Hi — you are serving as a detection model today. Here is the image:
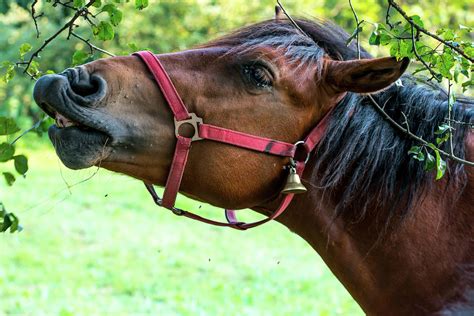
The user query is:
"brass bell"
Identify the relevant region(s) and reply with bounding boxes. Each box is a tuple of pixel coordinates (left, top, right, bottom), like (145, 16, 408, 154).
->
(281, 165, 307, 195)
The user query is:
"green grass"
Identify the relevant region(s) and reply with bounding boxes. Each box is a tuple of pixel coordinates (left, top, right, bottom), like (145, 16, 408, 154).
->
(0, 145, 363, 316)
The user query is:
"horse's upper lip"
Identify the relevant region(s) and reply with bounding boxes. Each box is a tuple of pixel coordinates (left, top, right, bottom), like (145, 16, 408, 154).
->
(33, 73, 116, 139)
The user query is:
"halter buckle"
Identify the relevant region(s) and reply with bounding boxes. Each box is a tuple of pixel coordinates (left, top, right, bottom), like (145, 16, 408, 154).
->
(293, 141, 311, 164)
(174, 113, 203, 142)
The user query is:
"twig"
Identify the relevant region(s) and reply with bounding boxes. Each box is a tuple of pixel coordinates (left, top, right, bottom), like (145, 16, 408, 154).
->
(31, 0, 43, 38)
(9, 116, 48, 146)
(276, 0, 311, 39)
(444, 118, 474, 128)
(410, 25, 438, 80)
(385, 2, 393, 28)
(349, 0, 361, 59)
(71, 32, 116, 57)
(53, 0, 76, 10)
(447, 81, 454, 156)
(367, 94, 474, 166)
(387, 0, 473, 63)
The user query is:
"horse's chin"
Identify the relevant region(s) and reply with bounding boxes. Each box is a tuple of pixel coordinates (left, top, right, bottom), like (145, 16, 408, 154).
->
(48, 124, 111, 169)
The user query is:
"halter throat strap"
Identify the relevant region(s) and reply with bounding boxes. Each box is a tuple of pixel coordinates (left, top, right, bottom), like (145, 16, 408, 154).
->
(134, 50, 334, 230)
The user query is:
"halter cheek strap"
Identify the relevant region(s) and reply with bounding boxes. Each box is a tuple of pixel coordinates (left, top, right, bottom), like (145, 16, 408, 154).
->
(134, 50, 333, 230)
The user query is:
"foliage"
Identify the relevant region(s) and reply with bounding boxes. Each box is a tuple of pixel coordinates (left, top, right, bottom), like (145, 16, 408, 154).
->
(0, 0, 472, 232)
(348, 0, 472, 179)
(0, 202, 20, 232)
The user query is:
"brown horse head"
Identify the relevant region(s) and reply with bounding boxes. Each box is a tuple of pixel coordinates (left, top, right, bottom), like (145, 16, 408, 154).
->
(33, 19, 408, 209)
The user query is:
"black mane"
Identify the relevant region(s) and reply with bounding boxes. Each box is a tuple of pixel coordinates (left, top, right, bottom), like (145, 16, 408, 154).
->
(314, 78, 473, 221)
(208, 19, 474, 220)
(296, 19, 473, 220)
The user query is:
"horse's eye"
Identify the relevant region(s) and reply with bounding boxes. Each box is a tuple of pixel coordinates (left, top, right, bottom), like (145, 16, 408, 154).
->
(243, 64, 273, 88)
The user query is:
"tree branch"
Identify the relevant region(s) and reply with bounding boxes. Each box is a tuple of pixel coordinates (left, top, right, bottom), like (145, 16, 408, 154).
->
(276, 0, 311, 39)
(71, 32, 116, 57)
(410, 25, 438, 80)
(349, 0, 361, 59)
(31, 0, 43, 38)
(21, 0, 96, 76)
(387, 0, 473, 63)
(367, 94, 474, 166)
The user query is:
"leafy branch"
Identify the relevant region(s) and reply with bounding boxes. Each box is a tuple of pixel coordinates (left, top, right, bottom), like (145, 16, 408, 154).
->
(387, 0, 473, 63)
(367, 95, 474, 168)
(347, 0, 473, 179)
(17, 0, 101, 78)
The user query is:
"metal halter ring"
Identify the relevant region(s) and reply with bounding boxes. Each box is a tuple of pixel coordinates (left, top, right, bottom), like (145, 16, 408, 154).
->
(293, 141, 311, 164)
(174, 113, 203, 141)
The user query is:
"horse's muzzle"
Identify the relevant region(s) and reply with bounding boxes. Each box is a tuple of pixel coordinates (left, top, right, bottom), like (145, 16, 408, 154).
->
(33, 66, 107, 115)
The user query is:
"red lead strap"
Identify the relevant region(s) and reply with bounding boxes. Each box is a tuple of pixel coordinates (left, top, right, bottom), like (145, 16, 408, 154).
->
(134, 51, 333, 230)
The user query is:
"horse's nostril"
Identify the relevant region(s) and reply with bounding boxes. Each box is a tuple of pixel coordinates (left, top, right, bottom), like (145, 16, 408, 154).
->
(63, 66, 107, 102)
(70, 78, 100, 97)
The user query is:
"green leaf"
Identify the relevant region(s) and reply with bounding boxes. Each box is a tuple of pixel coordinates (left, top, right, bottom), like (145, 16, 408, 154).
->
(3, 172, 15, 186)
(109, 8, 122, 26)
(19, 43, 32, 58)
(93, 21, 114, 41)
(0, 117, 20, 135)
(398, 40, 412, 58)
(1, 62, 15, 83)
(410, 15, 424, 28)
(1, 213, 12, 232)
(72, 50, 89, 66)
(434, 149, 447, 180)
(9, 213, 19, 233)
(102, 4, 123, 26)
(408, 146, 422, 155)
(369, 31, 380, 46)
(436, 133, 450, 145)
(135, 0, 149, 10)
(13, 155, 28, 175)
(437, 52, 455, 80)
(73, 0, 85, 8)
(434, 124, 451, 135)
(1, 212, 19, 233)
(0, 142, 15, 162)
(128, 42, 140, 51)
(389, 39, 399, 57)
(92, 0, 102, 8)
(425, 143, 447, 180)
(442, 29, 456, 41)
(424, 152, 435, 171)
(28, 60, 40, 78)
(408, 146, 425, 161)
(379, 34, 392, 45)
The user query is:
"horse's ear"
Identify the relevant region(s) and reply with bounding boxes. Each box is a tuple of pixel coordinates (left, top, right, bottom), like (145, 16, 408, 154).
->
(274, 5, 285, 20)
(324, 57, 409, 94)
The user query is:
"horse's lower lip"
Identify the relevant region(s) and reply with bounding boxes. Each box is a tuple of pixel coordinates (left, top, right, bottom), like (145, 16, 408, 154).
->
(48, 124, 111, 169)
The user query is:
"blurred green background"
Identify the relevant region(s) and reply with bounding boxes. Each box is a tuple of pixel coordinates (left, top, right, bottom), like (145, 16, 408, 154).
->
(0, 0, 472, 315)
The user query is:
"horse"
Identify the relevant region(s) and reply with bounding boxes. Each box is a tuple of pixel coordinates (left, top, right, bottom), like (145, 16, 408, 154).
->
(32, 9, 474, 315)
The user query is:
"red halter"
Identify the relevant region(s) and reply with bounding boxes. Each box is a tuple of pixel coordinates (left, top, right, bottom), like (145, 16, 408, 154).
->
(134, 51, 333, 230)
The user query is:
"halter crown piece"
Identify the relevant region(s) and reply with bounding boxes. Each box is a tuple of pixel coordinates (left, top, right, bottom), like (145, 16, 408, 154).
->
(134, 51, 333, 230)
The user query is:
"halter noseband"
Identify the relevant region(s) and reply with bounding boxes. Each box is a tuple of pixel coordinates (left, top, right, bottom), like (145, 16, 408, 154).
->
(134, 51, 332, 230)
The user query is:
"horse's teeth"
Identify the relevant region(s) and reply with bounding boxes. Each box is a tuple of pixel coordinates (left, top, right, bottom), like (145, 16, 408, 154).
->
(55, 112, 78, 128)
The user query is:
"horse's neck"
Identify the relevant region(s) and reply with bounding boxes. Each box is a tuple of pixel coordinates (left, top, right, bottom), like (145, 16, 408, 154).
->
(265, 141, 474, 314)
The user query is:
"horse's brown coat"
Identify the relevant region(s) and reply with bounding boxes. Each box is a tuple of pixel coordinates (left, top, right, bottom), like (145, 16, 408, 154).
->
(34, 17, 473, 315)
